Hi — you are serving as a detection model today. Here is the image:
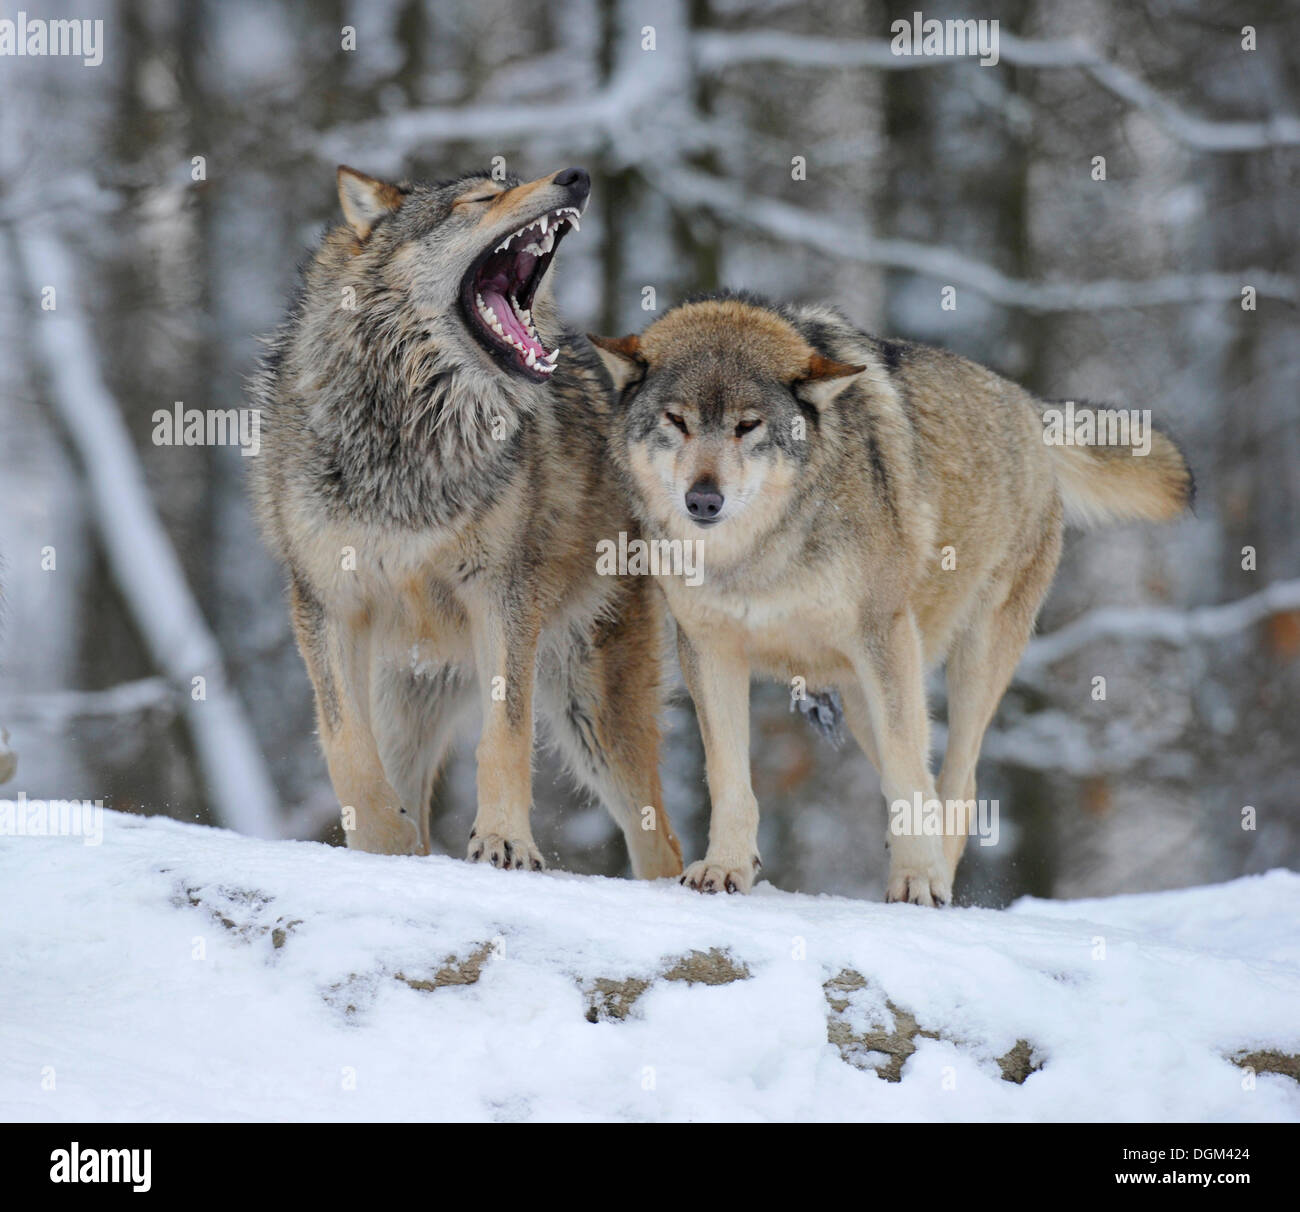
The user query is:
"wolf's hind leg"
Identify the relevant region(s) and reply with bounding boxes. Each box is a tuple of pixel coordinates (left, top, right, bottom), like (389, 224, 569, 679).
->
(838, 685, 880, 773)
(371, 662, 475, 853)
(936, 525, 1061, 882)
(538, 605, 682, 880)
(291, 583, 425, 854)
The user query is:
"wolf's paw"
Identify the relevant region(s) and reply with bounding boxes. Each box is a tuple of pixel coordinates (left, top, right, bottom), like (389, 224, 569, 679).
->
(681, 855, 760, 895)
(885, 862, 951, 908)
(467, 832, 545, 872)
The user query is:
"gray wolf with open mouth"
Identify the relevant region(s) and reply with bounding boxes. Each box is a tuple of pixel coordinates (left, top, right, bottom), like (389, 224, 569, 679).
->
(593, 293, 1191, 904)
(249, 164, 682, 878)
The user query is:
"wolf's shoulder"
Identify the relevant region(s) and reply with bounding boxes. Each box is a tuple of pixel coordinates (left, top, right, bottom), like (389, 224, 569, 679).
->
(777, 301, 924, 378)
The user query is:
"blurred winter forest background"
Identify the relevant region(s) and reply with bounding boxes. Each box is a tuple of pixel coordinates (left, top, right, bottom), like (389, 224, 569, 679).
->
(1, 0, 1297, 905)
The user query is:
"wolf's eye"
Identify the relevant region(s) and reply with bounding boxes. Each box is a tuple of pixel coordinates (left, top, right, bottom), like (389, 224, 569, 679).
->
(457, 193, 497, 206)
(665, 411, 689, 435)
(736, 417, 762, 436)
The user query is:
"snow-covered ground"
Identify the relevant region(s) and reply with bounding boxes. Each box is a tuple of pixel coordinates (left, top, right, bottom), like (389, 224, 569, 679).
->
(1, 809, 1297, 1122)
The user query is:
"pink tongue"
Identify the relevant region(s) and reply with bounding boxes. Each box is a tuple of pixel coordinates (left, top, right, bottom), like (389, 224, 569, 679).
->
(482, 288, 546, 358)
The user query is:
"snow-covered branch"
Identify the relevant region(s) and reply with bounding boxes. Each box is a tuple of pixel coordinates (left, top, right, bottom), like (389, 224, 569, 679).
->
(0, 677, 177, 724)
(932, 711, 1175, 777)
(323, 23, 1300, 162)
(306, 0, 1295, 314)
(695, 31, 1300, 151)
(10, 229, 282, 839)
(644, 164, 1297, 310)
(1018, 576, 1300, 679)
(314, 0, 688, 170)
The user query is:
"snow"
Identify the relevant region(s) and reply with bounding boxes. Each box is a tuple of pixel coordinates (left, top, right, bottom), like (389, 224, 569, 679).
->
(1, 809, 1297, 1122)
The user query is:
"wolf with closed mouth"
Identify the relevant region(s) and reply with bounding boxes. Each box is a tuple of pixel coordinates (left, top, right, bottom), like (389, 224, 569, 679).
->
(593, 294, 1191, 905)
(249, 164, 682, 878)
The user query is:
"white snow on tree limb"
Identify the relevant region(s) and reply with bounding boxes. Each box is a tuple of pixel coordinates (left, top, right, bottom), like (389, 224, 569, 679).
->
(695, 30, 1300, 151)
(310, 2, 1292, 312)
(1020, 577, 1300, 676)
(651, 165, 1298, 310)
(0, 677, 176, 724)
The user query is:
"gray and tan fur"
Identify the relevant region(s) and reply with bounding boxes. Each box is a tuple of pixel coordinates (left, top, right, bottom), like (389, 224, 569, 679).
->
(249, 165, 681, 878)
(593, 294, 1191, 905)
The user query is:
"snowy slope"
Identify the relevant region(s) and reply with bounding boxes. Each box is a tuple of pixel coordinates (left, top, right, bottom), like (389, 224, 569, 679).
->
(1, 810, 1297, 1123)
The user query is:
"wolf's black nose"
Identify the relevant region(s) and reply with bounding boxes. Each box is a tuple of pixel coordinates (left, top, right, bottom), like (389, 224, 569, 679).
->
(555, 167, 590, 200)
(686, 479, 724, 521)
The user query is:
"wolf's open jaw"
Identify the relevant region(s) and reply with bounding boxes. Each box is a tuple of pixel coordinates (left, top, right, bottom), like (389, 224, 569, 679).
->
(461, 205, 581, 381)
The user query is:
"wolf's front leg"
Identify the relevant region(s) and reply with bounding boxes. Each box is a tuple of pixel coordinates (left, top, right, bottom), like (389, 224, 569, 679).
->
(853, 611, 950, 907)
(677, 626, 761, 893)
(466, 601, 544, 871)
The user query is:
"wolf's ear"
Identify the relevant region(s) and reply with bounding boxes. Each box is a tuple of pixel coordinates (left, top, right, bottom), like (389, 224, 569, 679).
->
(587, 334, 647, 393)
(794, 353, 867, 410)
(337, 166, 405, 240)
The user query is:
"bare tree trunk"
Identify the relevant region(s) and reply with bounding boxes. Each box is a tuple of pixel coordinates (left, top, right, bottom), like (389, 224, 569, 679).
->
(12, 228, 281, 838)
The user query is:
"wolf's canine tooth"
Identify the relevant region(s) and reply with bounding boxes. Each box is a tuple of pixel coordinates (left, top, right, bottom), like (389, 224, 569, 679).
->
(469, 194, 584, 378)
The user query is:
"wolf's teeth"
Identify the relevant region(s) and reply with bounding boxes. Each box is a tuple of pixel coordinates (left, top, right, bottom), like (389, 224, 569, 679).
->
(526, 349, 537, 367)
(540, 231, 555, 253)
(538, 214, 549, 235)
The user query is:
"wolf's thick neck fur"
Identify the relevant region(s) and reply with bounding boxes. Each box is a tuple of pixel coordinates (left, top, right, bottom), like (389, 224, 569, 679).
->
(258, 228, 565, 532)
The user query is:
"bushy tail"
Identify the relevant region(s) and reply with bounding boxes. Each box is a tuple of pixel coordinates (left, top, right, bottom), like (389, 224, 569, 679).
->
(1039, 402, 1193, 527)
